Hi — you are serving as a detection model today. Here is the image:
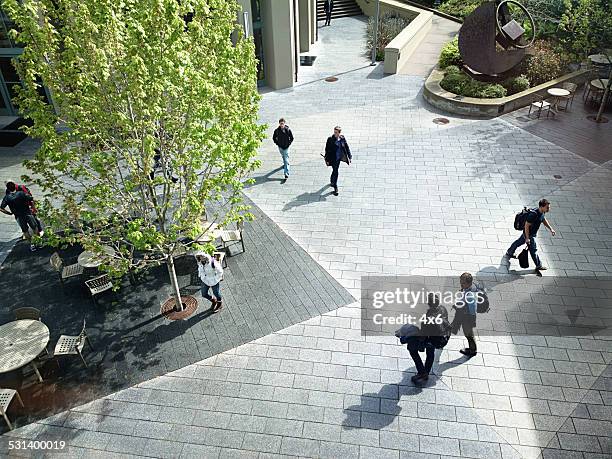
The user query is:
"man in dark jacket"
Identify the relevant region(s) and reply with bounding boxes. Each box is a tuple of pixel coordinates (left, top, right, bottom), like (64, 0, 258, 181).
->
(272, 118, 294, 180)
(324, 125, 351, 196)
(409, 294, 450, 384)
(1, 182, 41, 251)
(324, 0, 334, 26)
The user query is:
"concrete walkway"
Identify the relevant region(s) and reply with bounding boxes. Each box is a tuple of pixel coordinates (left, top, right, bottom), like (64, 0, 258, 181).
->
(1, 16, 611, 459)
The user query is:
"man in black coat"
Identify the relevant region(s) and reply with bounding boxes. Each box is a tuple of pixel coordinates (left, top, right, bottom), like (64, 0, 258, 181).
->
(324, 0, 334, 26)
(324, 125, 351, 196)
(272, 118, 294, 180)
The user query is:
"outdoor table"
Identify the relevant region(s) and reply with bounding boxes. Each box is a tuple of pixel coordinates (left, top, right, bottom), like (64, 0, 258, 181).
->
(588, 54, 611, 65)
(547, 87, 570, 113)
(78, 245, 115, 268)
(0, 319, 50, 382)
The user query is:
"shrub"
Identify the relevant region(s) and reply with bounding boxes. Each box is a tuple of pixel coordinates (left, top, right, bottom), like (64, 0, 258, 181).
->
(522, 40, 565, 86)
(438, 0, 485, 20)
(444, 65, 461, 75)
(438, 37, 461, 69)
(366, 13, 411, 61)
(502, 75, 531, 95)
(440, 70, 507, 98)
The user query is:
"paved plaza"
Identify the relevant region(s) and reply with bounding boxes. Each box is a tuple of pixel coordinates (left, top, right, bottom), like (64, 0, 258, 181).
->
(1, 16, 611, 459)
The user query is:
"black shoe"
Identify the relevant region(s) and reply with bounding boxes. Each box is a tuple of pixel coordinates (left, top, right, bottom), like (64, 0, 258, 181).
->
(333, 190, 339, 196)
(459, 348, 477, 357)
(285, 175, 289, 179)
(411, 373, 429, 384)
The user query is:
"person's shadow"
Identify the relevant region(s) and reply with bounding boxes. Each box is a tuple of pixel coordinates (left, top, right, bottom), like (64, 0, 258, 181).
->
(242, 166, 285, 189)
(282, 185, 334, 212)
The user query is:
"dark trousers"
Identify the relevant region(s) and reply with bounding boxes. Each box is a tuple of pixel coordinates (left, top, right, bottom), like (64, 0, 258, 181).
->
(508, 234, 542, 268)
(462, 320, 477, 353)
(330, 161, 340, 189)
(409, 346, 435, 374)
(325, 11, 332, 25)
(452, 310, 477, 353)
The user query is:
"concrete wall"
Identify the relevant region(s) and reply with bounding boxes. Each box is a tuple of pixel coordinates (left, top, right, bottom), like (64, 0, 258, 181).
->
(261, 0, 295, 89)
(298, 0, 312, 52)
(384, 9, 432, 74)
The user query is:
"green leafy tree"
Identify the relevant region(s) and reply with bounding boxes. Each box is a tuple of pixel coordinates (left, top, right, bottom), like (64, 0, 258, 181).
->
(559, 0, 612, 60)
(2, 0, 265, 310)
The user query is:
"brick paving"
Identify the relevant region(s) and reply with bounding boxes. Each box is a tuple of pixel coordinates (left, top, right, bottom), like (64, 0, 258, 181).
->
(1, 16, 612, 459)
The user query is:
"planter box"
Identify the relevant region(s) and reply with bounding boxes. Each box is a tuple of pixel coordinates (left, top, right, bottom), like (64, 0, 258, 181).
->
(423, 68, 591, 117)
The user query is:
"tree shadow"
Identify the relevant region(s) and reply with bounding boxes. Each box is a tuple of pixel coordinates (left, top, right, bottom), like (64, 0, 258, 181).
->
(282, 185, 334, 212)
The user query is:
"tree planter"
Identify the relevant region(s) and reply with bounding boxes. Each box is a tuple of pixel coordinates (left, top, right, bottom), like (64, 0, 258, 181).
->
(161, 295, 198, 320)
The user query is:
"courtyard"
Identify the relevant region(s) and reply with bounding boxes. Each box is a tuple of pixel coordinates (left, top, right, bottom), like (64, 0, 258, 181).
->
(0, 14, 611, 459)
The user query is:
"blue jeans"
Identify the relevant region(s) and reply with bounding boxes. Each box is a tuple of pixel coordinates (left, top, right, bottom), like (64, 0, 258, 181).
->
(330, 161, 340, 188)
(278, 147, 290, 177)
(201, 283, 222, 302)
(508, 234, 542, 268)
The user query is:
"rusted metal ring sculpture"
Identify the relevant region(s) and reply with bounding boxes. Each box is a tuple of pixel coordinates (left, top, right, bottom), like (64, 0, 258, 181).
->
(496, 0, 536, 49)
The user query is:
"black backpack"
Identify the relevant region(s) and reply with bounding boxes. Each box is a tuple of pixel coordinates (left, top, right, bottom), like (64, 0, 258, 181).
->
(473, 282, 490, 313)
(514, 207, 536, 231)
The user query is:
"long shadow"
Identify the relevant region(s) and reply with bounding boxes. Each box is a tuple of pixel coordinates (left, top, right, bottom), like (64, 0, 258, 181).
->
(243, 166, 284, 189)
(282, 185, 334, 212)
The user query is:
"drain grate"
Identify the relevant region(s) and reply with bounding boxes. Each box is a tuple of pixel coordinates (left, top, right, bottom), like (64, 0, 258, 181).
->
(433, 117, 450, 125)
(325, 76, 338, 82)
(554, 175, 562, 179)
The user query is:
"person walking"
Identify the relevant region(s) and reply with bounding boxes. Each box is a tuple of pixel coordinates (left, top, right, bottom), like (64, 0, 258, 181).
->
(324, 0, 334, 26)
(4, 181, 43, 235)
(506, 198, 555, 273)
(451, 272, 478, 357)
(0, 182, 41, 251)
(408, 294, 450, 384)
(324, 125, 351, 196)
(272, 118, 294, 180)
(196, 253, 224, 312)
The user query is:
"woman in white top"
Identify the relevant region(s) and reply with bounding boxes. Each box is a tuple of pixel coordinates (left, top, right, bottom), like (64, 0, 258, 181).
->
(196, 253, 224, 312)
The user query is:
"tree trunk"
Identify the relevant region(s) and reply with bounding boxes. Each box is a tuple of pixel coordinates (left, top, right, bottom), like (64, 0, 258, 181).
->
(595, 69, 612, 122)
(166, 256, 184, 312)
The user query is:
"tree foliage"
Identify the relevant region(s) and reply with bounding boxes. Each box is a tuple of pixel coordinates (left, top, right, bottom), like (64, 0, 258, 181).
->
(559, 0, 612, 60)
(2, 0, 265, 306)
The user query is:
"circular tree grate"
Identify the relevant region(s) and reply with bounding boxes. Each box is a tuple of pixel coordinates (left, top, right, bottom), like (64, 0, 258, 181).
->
(161, 295, 198, 320)
(433, 117, 450, 125)
(325, 76, 338, 82)
(586, 115, 609, 124)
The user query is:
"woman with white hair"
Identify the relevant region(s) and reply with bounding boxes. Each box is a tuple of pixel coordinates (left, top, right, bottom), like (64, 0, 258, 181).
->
(196, 253, 224, 312)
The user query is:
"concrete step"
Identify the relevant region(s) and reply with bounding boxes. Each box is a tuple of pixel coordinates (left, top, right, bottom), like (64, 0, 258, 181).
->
(317, 0, 363, 20)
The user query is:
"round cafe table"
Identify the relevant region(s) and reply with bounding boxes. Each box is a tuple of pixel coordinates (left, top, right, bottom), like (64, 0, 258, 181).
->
(0, 319, 50, 382)
(547, 87, 570, 112)
(588, 54, 611, 65)
(78, 245, 115, 269)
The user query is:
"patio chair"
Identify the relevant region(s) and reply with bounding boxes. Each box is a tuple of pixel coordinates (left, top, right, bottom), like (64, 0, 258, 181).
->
(84, 274, 113, 306)
(13, 307, 42, 321)
(54, 319, 93, 367)
(560, 82, 577, 109)
(0, 389, 24, 430)
(50, 252, 84, 286)
(528, 100, 552, 118)
(218, 221, 245, 256)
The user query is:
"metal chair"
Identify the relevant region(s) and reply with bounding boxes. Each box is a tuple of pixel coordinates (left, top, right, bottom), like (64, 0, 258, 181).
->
(528, 100, 552, 118)
(50, 252, 84, 286)
(560, 82, 577, 109)
(54, 319, 93, 367)
(13, 307, 42, 321)
(0, 389, 24, 430)
(218, 221, 245, 256)
(84, 274, 113, 306)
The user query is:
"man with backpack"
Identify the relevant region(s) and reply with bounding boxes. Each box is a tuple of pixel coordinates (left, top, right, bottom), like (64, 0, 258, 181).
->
(507, 199, 556, 273)
(4, 182, 43, 235)
(1, 181, 41, 251)
(408, 293, 450, 384)
(451, 272, 482, 357)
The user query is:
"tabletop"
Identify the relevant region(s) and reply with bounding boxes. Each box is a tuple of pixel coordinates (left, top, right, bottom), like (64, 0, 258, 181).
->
(588, 54, 611, 65)
(547, 88, 570, 97)
(590, 79, 610, 90)
(78, 245, 115, 268)
(0, 319, 50, 373)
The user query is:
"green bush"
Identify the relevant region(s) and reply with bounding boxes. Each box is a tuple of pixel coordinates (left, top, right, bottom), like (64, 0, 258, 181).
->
(502, 75, 531, 95)
(444, 65, 461, 75)
(438, 0, 485, 20)
(440, 70, 507, 99)
(522, 40, 565, 86)
(366, 13, 411, 61)
(438, 37, 461, 69)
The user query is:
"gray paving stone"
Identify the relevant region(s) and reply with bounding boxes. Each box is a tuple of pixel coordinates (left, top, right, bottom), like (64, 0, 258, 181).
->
(180, 444, 221, 459)
(279, 437, 320, 457)
(340, 428, 380, 447)
(241, 433, 282, 454)
(302, 422, 342, 442)
(143, 438, 184, 458)
(318, 441, 360, 458)
(557, 433, 602, 453)
(360, 445, 401, 459)
(419, 435, 460, 456)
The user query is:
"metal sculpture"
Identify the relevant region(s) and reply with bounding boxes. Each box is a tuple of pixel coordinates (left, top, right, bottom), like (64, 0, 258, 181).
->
(458, 0, 535, 80)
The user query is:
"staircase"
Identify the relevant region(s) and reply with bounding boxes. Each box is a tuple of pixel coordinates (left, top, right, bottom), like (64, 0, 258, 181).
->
(317, 0, 363, 21)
